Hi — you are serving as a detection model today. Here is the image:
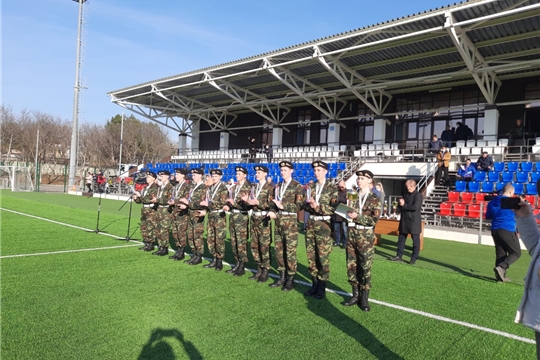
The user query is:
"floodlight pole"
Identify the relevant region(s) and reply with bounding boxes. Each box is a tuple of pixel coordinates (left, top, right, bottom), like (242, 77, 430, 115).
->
(118, 112, 124, 177)
(68, 0, 87, 191)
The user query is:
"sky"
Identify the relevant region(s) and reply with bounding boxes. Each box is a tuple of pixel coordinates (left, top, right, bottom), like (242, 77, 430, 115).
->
(3, 0, 456, 139)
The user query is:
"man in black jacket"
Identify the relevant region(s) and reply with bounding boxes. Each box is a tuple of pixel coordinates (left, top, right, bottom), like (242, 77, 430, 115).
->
(476, 151, 494, 172)
(390, 179, 423, 265)
(332, 180, 348, 248)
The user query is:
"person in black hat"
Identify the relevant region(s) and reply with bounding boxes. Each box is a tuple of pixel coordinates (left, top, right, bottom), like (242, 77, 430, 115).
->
(303, 160, 338, 299)
(168, 168, 190, 261)
(132, 171, 159, 252)
(179, 168, 207, 265)
(151, 170, 174, 256)
(200, 169, 229, 271)
(223, 166, 252, 276)
(268, 160, 304, 291)
(342, 169, 381, 311)
(242, 164, 274, 282)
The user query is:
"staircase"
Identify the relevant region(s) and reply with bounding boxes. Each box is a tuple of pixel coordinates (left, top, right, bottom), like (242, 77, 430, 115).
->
(336, 157, 362, 182)
(421, 171, 457, 225)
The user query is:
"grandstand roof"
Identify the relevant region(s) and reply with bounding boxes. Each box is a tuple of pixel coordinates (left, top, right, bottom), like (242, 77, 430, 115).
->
(108, 0, 540, 135)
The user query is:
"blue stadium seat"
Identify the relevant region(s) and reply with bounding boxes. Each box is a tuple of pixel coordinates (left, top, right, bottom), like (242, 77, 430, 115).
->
(487, 171, 500, 182)
(521, 162, 533, 172)
(527, 183, 538, 195)
(481, 181, 494, 192)
(474, 171, 486, 182)
(339, 163, 346, 170)
(495, 182, 505, 192)
(513, 182, 524, 194)
(531, 172, 540, 183)
(501, 171, 514, 183)
(468, 181, 480, 192)
(516, 171, 530, 183)
(535, 162, 540, 172)
(507, 161, 519, 172)
(455, 181, 467, 192)
(493, 162, 505, 172)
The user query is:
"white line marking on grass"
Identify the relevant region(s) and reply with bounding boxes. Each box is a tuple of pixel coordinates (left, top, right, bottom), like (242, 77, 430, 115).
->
(2, 208, 534, 345)
(0, 244, 141, 258)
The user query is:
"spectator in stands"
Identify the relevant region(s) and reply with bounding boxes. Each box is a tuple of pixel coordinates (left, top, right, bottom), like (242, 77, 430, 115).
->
(390, 179, 423, 265)
(455, 122, 474, 141)
(508, 118, 527, 153)
(249, 137, 258, 162)
(263, 142, 273, 163)
(86, 172, 93, 192)
(485, 183, 521, 282)
(332, 180, 348, 248)
(456, 159, 476, 181)
(476, 151, 494, 172)
(440, 125, 454, 149)
(427, 135, 443, 155)
(436, 146, 451, 186)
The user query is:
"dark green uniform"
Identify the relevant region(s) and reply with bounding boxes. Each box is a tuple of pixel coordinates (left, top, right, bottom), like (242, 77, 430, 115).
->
(134, 183, 158, 245)
(155, 182, 174, 248)
(228, 180, 252, 264)
(171, 180, 190, 249)
(207, 182, 229, 259)
(249, 182, 274, 270)
(187, 181, 207, 257)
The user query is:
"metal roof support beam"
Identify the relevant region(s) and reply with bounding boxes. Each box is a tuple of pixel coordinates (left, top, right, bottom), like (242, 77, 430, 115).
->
(115, 101, 191, 135)
(445, 11, 501, 104)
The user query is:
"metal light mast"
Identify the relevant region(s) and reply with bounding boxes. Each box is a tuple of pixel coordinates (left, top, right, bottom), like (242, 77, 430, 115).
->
(68, 0, 87, 190)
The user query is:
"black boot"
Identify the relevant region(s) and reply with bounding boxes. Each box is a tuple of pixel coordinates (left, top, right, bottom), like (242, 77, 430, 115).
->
(359, 290, 370, 311)
(156, 246, 168, 256)
(204, 257, 217, 268)
(257, 268, 269, 283)
(189, 253, 202, 265)
(174, 247, 185, 261)
(282, 274, 295, 292)
(169, 247, 182, 259)
(342, 285, 359, 306)
(152, 246, 162, 255)
(269, 271, 286, 288)
(184, 254, 196, 264)
(314, 280, 327, 300)
(233, 262, 245, 276)
(215, 258, 223, 271)
(248, 265, 262, 280)
(226, 261, 239, 274)
(144, 243, 155, 252)
(303, 277, 319, 296)
(139, 243, 148, 250)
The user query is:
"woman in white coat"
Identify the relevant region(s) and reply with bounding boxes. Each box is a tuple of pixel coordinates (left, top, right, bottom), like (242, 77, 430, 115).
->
(514, 201, 540, 359)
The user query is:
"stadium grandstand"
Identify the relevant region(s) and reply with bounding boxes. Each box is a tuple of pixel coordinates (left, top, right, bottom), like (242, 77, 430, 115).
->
(108, 0, 540, 231)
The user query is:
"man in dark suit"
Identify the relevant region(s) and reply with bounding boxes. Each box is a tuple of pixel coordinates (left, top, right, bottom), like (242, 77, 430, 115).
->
(390, 179, 423, 265)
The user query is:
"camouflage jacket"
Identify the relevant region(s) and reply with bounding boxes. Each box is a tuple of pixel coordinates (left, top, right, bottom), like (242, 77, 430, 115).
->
(349, 191, 381, 227)
(303, 180, 338, 216)
(270, 178, 304, 213)
(207, 182, 229, 212)
(229, 180, 252, 211)
(248, 181, 274, 212)
(134, 183, 158, 205)
(156, 182, 174, 207)
(187, 181, 208, 211)
(172, 180, 190, 213)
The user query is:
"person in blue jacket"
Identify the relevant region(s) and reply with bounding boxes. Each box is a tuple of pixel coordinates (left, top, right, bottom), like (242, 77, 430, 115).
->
(456, 159, 476, 181)
(485, 183, 522, 282)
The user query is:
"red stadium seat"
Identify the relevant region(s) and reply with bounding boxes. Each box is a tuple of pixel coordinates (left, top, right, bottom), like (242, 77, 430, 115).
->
(467, 204, 481, 218)
(438, 202, 452, 216)
(447, 191, 459, 203)
(461, 192, 474, 204)
(525, 195, 537, 208)
(453, 203, 466, 217)
(533, 209, 540, 225)
(475, 193, 485, 203)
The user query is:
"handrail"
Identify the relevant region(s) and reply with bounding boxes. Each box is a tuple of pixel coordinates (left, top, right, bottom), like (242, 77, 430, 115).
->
(416, 162, 438, 191)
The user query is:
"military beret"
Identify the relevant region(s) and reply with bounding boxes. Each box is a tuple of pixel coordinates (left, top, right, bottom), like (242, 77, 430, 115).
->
(254, 165, 269, 173)
(279, 161, 294, 169)
(356, 169, 374, 179)
(311, 160, 328, 170)
(235, 166, 248, 174)
(174, 168, 188, 175)
(158, 170, 170, 176)
(191, 168, 204, 175)
(210, 169, 223, 176)
(146, 171, 157, 178)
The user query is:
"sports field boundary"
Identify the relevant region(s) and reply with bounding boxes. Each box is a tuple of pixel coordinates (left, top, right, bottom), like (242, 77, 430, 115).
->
(1, 207, 535, 345)
(0, 244, 141, 259)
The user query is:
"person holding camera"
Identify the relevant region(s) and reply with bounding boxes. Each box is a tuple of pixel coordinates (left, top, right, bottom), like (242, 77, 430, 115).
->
(436, 146, 451, 186)
(485, 183, 521, 282)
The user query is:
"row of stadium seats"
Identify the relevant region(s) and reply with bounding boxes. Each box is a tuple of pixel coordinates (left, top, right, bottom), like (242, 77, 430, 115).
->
(455, 180, 538, 195)
(473, 170, 540, 183)
(438, 202, 487, 219)
(447, 191, 538, 207)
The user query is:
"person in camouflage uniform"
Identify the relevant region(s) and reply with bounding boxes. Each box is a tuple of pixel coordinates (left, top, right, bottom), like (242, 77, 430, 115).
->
(179, 168, 207, 265)
(342, 169, 381, 311)
(151, 170, 174, 256)
(303, 160, 338, 299)
(268, 160, 304, 291)
(200, 169, 229, 271)
(168, 167, 190, 261)
(223, 166, 251, 276)
(242, 165, 274, 283)
(133, 171, 159, 252)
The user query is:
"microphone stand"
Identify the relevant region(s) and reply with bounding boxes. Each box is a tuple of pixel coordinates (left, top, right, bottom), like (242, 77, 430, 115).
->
(94, 189, 103, 233)
(119, 187, 137, 242)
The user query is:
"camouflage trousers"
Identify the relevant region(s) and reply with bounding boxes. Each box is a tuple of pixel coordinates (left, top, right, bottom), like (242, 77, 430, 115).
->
(187, 210, 206, 255)
(140, 207, 157, 244)
(207, 211, 227, 259)
(155, 207, 172, 247)
(347, 228, 375, 291)
(230, 212, 249, 263)
(274, 214, 299, 275)
(305, 218, 333, 281)
(171, 211, 189, 248)
(250, 215, 272, 269)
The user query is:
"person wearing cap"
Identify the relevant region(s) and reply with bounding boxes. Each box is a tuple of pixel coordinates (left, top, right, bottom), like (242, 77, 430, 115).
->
(132, 171, 159, 252)
(476, 151, 494, 172)
(179, 168, 208, 265)
(436, 146, 451, 187)
(242, 164, 274, 283)
(342, 170, 381, 311)
(200, 169, 229, 271)
(168, 168, 190, 261)
(151, 170, 174, 256)
(303, 160, 338, 299)
(223, 166, 252, 276)
(268, 161, 304, 291)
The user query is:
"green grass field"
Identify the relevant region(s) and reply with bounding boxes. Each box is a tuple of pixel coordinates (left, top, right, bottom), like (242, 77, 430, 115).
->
(1, 190, 536, 359)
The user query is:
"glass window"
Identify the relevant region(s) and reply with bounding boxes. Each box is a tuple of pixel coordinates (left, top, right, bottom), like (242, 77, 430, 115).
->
(408, 122, 417, 139)
(364, 126, 373, 142)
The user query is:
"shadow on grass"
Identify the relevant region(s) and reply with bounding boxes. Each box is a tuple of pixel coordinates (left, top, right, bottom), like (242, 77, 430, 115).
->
(138, 328, 202, 360)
